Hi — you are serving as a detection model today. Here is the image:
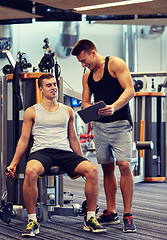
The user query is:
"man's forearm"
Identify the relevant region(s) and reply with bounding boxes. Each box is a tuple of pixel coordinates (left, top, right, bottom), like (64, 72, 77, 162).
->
(10, 138, 29, 167)
(112, 88, 134, 111)
(82, 100, 91, 109)
(70, 139, 84, 158)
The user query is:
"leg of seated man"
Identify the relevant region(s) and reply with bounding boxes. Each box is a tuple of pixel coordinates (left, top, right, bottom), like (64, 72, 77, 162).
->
(74, 161, 99, 211)
(73, 161, 106, 233)
(22, 160, 44, 237)
(23, 160, 44, 214)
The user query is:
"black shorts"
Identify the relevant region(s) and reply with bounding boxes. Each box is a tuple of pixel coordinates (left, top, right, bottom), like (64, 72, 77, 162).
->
(28, 148, 88, 179)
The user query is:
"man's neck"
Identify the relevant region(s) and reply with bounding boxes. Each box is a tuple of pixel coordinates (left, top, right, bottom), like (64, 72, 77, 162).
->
(93, 54, 105, 72)
(40, 98, 59, 112)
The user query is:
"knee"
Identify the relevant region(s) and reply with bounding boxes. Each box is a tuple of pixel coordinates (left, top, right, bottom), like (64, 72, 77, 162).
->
(25, 167, 38, 183)
(87, 164, 98, 179)
(102, 163, 115, 175)
(118, 162, 132, 176)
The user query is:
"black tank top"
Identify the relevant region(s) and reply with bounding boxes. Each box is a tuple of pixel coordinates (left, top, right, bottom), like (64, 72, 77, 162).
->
(88, 56, 133, 125)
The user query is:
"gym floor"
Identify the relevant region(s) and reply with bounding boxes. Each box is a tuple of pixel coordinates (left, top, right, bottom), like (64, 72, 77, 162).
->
(0, 154, 167, 240)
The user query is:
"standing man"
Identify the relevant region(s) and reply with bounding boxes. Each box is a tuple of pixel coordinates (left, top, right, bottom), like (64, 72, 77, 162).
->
(6, 73, 106, 237)
(72, 39, 136, 233)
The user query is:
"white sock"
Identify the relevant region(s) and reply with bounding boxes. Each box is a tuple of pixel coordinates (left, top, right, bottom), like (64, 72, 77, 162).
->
(28, 213, 37, 222)
(87, 211, 95, 221)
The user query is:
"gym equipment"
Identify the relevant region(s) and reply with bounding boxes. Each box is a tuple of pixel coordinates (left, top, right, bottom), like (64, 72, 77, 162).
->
(2, 72, 82, 221)
(37, 165, 99, 221)
(79, 122, 95, 157)
(79, 122, 94, 145)
(0, 200, 16, 224)
(158, 77, 167, 92)
(132, 72, 166, 182)
(151, 78, 156, 92)
(38, 38, 61, 89)
(0, 39, 15, 67)
(0, 187, 16, 224)
(136, 141, 154, 150)
(131, 140, 153, 183)
(38, 38, 56, 72)
(17, 52, 32, 72)
(37, 166, 81, 221)
(6, 73, 45, 207)
(133, 79, 143, 92)
(0, 78, 2, 200)
(2, 64, 14, 75)
(0, 76, 10, 217)
(0, 37, 82, 220)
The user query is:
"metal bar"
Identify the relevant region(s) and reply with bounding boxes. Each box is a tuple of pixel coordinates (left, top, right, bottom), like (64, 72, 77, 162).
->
(0, 77, 2, 199)
(136, 141, 154, 149)
(131, 71, 167, 78)
(58, 76, 64, 103)
(1, 75, 8, 195)
(0, 78, 2, 152)
(57, 76, 64, 206)
(5, 51, 16, 68)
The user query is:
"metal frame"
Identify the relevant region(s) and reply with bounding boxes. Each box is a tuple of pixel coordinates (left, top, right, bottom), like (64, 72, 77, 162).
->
(131, 71, 167, 78)
(0, 76, 8, 200)
(0, 78, 2, 199)
(132, 71, 166, 183)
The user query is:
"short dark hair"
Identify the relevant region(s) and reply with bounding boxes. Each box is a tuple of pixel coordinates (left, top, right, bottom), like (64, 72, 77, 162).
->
(38, 73, 54, 88)
(72, 39, 97, 56)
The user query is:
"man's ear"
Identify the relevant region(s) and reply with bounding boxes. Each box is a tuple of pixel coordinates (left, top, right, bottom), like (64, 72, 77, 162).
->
(92, 50, 96, 56)
(39, 86, 43, 93)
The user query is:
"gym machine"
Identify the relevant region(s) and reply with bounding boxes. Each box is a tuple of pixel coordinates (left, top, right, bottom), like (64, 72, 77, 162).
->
(1, 70, 83, 222)
(0, 76, 16, 223)
(0, 38, 84, 222)
(132, 72, 166, 182)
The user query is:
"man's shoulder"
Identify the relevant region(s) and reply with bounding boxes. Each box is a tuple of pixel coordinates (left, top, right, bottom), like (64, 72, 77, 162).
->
(25, 105, 35, 111)
(108, 56, 126, 69)
(24, 105, 35, 118)
(109, 56, 122, 63)
(64, 104, 74, 117)
(58, 103, 73, 113)
(58, 102, 67, 109)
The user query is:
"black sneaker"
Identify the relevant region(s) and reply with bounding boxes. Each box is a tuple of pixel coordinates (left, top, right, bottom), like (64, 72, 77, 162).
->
(97, 210, 120, 226)
(22, 220, 40, 237)
(123, 214, 136, 233)
(83, 217, 106, 233)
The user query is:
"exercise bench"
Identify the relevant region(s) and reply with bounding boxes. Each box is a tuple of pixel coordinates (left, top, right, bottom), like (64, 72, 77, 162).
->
(37, 165, 82, 222)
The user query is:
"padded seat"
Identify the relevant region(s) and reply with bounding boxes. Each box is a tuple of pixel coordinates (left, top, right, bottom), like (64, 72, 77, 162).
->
(47, 166, 79, 179)
(48, 166, 62, 175)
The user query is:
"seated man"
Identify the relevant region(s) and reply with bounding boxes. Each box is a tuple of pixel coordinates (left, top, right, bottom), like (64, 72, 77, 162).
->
(6, 73, 106, 237)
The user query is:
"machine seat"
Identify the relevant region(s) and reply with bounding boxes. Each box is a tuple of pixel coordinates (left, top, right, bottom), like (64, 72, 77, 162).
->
(48, 166, 62, 175)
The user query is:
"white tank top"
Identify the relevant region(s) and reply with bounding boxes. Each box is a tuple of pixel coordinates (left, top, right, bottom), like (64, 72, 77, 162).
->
(30, 103, 72, 153)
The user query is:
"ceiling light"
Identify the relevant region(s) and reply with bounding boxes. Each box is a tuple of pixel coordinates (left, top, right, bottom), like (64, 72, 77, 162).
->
(74, 0, 154, 11)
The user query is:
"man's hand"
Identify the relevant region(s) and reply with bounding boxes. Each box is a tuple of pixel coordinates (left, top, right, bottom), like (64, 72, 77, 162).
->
(5, 166, 16, 180)
(98, 105, 115, 116)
